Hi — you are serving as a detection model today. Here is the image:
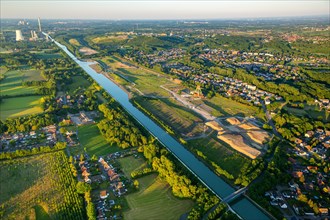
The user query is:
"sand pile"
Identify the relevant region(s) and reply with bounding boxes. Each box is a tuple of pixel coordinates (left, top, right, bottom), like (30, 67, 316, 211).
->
(205, 121, 223, 132)
(247, 131, 270, 145)
(226, 117, 241, 125)
(217, 133, 261, 159)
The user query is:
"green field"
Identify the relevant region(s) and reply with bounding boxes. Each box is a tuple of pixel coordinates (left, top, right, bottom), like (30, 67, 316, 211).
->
(283, 104, 330, 122)
(0, 47, 13, 53)
(188, 135, 250, 178)
(77, 124, 121, 156)
(201, 94, 264, 119)
(135, 97, 203, 135)
(0, 69, 43, 96)
(0, 96, 44, 120)
(35, 53, 62, 59)
(118, 156, 194, 220)
(0, 152, 84, 220)
(66, 75, 91, 94)
(92, 35, 128, 44)
(118, 156, 148, 177)
(69, 38, 81, 46)
(101, 56, 173, 97)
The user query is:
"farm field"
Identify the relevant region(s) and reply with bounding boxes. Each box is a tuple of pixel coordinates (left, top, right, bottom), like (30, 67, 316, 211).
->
(0, 69, 44, 96)
(118, 156, 194, 220)
(0, 151, 84, 220)
(188, 135, 250, 178)
(76, 124, 121, 156)
(134, 97, 204, 135)
(199, 94, 263, 118)
(91, 35, 128, 44)
(0, 95, 44, 120)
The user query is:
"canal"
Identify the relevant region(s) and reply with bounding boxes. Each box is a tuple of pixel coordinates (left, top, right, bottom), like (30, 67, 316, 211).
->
(52, 37, 270, 220)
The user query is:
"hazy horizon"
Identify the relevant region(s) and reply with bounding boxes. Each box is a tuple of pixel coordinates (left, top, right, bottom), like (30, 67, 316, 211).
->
(1, 1, 329, 20)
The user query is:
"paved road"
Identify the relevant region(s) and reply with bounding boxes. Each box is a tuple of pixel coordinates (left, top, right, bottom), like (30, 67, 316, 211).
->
(261, 101, 281, 138)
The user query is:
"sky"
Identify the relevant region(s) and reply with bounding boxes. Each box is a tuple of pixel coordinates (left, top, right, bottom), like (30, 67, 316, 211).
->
(1, 1, 329, 20)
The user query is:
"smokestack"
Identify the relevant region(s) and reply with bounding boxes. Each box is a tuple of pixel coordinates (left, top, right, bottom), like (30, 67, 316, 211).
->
(38, 17, 42, 32)
(16, 30, 24, 41)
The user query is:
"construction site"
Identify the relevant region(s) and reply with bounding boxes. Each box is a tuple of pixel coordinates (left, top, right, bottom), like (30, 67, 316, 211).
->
(206, 117, 271, 159)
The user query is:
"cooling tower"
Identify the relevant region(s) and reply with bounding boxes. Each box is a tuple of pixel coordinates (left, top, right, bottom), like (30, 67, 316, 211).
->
(16, 30, 24, 41)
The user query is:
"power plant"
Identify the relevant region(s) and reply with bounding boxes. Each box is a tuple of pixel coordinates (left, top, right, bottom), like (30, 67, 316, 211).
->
(30, 30, 38, 41)
(16, 30, 24, 41)
(15, 18, 44, 42)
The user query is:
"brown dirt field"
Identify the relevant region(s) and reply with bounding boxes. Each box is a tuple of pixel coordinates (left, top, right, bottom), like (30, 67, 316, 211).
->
(247, 130, 271, 145)
(226, 117, 241, 125)
(118, 63, 136, 69)
(90, 64, 103, 73)
(217, 134, 261, 159)
(205, 121, 223, 132)
(79, 47, 98, 55)
(238, 122, 259, 130)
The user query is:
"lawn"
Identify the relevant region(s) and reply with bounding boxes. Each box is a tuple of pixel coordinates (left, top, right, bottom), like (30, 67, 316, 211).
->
(118, 155, 148, 177)
(188, 135, 250, 178)
(66, 75, 91, 94)
(122, 173, 194, 220)
(0, 96, 44, 120)
(0, 69, 43, 96)
(0, 152, 84, 220)
(77, 124, 121, 156)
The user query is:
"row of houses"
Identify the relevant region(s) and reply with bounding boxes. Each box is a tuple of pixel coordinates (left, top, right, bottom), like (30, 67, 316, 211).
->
(99, 157, 127, 197)
(0, 125, 57, 152)
(294, 129, 330, 159)
(191, 74, 282, 105)
(315, 99, 330, 110)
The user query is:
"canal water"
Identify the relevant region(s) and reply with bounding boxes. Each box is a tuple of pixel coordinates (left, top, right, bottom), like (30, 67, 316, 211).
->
(53, 39, 270, 220)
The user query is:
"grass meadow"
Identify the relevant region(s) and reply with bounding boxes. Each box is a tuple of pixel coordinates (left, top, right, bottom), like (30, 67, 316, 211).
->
(76, 124, 121, 156)
(0, 96, 44, 120)
(69, 38, 81, 46)
(66, 75, 91, 94)
(201, 94, 262, 118)
(188, 135, 250, 179)
(135, 97, 204, 135)
(0, 69, 43, 96)
(101, 56, 173, 97)
(118, 156, 194, 220)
